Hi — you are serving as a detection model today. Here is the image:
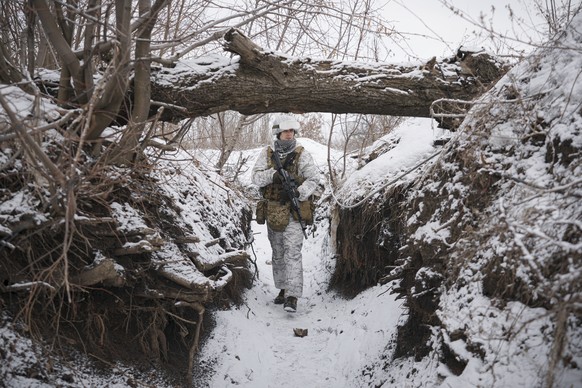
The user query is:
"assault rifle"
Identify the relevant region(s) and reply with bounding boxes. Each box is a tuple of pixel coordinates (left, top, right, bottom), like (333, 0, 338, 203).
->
(272, 146, 308, 239)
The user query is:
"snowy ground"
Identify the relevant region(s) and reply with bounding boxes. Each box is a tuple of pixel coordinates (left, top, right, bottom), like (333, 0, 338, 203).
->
(195, 119, 443, 387)
(196, 219, 405, 388)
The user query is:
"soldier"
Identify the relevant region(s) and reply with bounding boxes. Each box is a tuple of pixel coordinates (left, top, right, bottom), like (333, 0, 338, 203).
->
(251, 116, 320, 312)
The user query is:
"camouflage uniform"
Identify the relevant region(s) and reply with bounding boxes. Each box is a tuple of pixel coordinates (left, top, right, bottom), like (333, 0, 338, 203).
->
(251, 142, 319, 298)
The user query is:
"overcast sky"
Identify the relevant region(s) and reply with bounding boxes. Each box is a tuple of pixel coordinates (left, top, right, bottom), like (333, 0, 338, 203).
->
(384, 0, 546, 61)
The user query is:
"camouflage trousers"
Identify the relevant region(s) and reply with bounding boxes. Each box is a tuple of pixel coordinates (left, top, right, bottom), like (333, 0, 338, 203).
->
(267, 216, 304, 298)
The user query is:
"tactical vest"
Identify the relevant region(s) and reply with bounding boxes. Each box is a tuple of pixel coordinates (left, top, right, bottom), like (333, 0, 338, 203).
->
(261, 146, 305, 202)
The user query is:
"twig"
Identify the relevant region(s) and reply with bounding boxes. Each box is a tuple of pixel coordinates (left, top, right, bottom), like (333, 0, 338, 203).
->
(0, 92, 67, 186)
(0, 109, 81, 142)
(2, 281, 56, 293)
(184, 302, 205, 384)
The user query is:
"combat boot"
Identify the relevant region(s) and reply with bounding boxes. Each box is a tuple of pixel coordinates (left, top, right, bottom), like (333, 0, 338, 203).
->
(284, 296, 297, 313)
(274, 289, 285, 304)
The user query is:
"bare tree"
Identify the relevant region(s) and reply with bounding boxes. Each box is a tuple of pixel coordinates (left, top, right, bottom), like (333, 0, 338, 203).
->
(215, 113, 258, 172)
(298, 113, 326, 143)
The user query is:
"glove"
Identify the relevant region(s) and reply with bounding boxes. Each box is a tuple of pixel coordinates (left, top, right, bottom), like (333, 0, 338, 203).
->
(273, 170, 298, 184)
(290, 172, 300, 183)
(280, 188, 300, 202)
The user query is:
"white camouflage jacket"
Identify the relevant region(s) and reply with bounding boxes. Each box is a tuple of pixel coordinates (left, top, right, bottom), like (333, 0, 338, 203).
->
(251, 142, 320, 202)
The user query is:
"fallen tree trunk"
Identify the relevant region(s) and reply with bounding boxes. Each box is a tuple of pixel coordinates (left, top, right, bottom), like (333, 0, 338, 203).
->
(149, 29, 508, 123)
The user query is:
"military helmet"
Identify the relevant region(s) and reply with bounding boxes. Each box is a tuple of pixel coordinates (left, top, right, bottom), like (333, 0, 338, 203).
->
(273, 116, 300, 137)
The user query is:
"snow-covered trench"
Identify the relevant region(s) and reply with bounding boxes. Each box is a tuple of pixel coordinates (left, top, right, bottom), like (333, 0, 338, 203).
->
(192, 121, 443, 387)
(195, 219, 404, 387)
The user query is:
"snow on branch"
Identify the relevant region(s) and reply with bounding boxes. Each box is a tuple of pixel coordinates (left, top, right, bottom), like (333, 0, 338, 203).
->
(2, 281, 56, 293)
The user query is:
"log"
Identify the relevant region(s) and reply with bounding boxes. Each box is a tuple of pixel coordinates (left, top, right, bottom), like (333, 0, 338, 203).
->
(0, 240, 15, 250)
(210, 265, 232, 291)
(73, 258, 126, 287)
(378, 271, 402, 285)
(83, 224, 153, 237)
(196, 250, 250, 272)
(118, 226, 157, 237)
(174, 235, 201, 244)
(186, 250, 200, 259)
(135, 286, 209, 303)
(149, 29, 508, 125)
(145, 139, 178, 151)
(204, 237, 224, 247)
(1, 281, 56, 293)
(0, 224, 12, 238)
(6, 214, 39, 234)
(74, 217, 116, 225)
(112, 240, 156, 255)
(155, 264, 212, 292)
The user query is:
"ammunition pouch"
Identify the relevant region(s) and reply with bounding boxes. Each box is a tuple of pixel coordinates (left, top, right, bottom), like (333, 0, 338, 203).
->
(255, 199, 267, 224)
(266, 201, 290, 231)
(292, 200, 314, 225)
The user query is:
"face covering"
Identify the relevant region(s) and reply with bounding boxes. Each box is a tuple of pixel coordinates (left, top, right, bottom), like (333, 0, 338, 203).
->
(274, 138, 296, 157)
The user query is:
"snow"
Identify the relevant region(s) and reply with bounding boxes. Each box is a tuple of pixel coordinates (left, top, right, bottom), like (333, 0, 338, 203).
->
(2, 11, 582, 388)
(0, 85, 61, 122)
(190, 13, 582, 388)
(337, 118, 442, 206)
(197, 219, 403, 388)
(154, 54, 240, 87)
(0, 190, 47, 225)
(193, 117, 448, 387)
(110, 202, 152, 233)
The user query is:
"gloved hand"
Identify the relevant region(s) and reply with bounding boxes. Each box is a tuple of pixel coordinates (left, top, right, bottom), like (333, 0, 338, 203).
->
(281, 187, 300, 202)
(273, 170, 299, 184)
(290, 172, 300, 183)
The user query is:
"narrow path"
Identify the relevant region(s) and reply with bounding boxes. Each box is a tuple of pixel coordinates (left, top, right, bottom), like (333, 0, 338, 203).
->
(198, 221, 404, 387)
